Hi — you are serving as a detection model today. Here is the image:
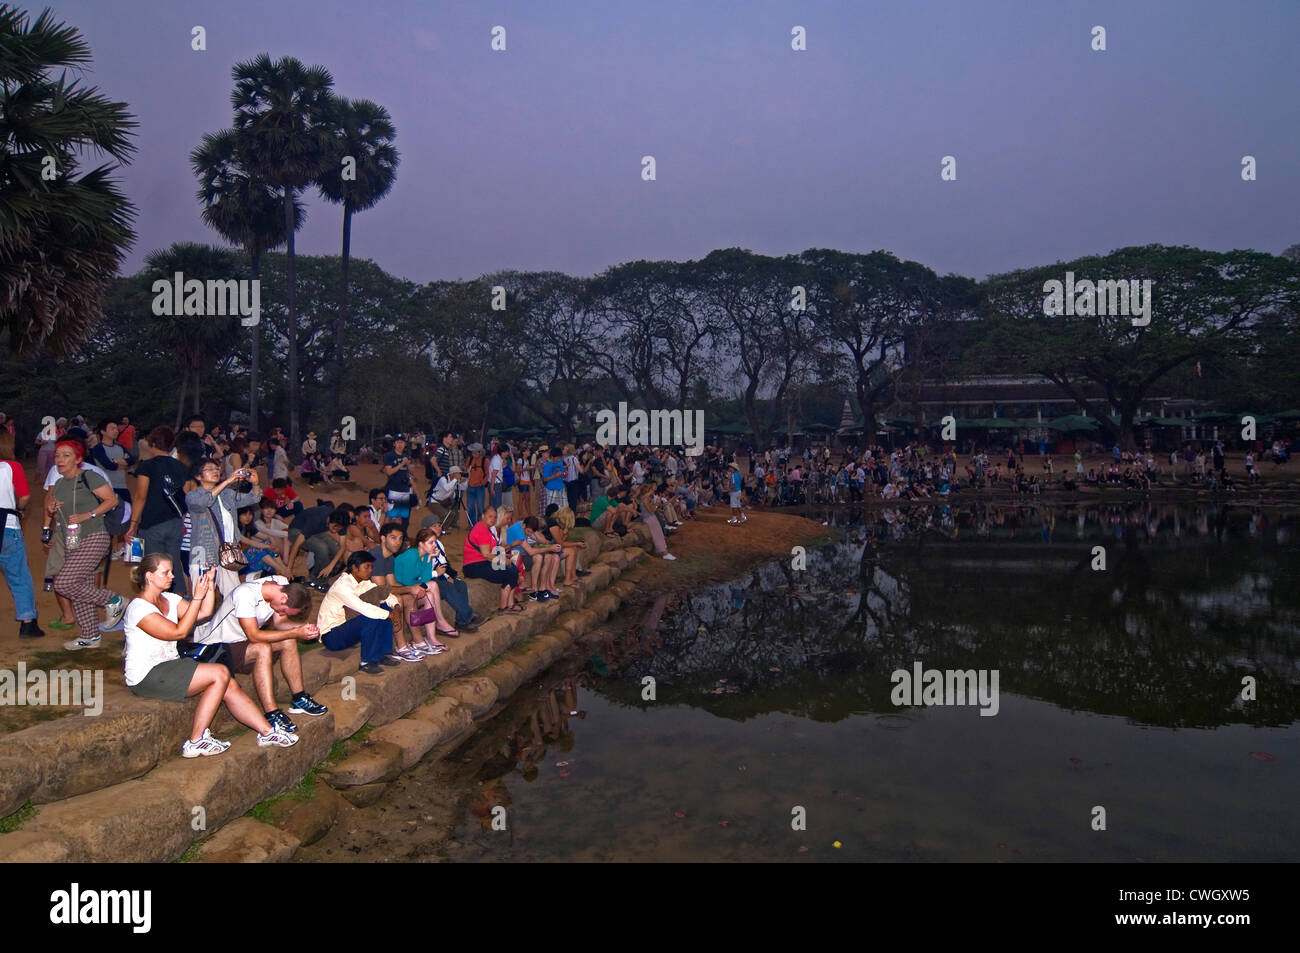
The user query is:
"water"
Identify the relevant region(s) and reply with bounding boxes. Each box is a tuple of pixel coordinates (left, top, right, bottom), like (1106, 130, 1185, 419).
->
(417, 502, 1300, 861)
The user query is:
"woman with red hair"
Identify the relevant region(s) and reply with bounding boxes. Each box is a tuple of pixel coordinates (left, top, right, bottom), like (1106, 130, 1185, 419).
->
(45, 440, 126, 649)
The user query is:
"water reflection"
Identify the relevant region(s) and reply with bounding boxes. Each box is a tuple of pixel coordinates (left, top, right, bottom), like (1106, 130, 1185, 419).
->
(590, 503, 1300, 729)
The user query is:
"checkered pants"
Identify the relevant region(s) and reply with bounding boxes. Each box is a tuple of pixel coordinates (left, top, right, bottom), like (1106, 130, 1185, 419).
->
(545, 488, 567, 510)
(52, 531, 116, 640)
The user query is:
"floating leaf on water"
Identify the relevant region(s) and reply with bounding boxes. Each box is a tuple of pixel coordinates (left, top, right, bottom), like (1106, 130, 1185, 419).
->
(832, 840, 842, 848)
(1249, 752, 1276, 761)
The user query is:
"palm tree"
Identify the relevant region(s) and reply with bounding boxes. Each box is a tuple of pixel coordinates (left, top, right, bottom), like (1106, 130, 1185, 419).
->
(230, 54, 335, 447)
(190, 127, 304, 429)
(316, 97, 398, 423)
(0, 4, 136, 354)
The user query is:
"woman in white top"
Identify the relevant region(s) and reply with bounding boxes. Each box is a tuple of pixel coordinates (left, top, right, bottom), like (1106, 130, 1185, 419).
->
(124, 553, 296, 757)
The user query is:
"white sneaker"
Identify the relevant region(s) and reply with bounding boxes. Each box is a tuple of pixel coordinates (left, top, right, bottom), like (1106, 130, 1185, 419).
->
(102, 595, 127, 628)
(257, 729, 299, 748)
(181, 736, 227, 758)
(201, 728, 231, 751)
(64, 633, 101, 651)
(662, 553, 676, 561)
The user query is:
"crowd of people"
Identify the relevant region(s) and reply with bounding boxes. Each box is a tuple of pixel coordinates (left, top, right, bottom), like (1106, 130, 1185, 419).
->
(2, 414, 775, 760)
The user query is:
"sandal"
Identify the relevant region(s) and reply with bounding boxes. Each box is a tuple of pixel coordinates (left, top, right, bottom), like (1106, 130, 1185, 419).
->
(49, 619, 75, 630)
(501, 604, 525, 614)
(436, 626, 460, 638)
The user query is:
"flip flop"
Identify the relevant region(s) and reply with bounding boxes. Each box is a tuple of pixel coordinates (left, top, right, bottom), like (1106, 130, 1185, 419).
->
(49, 620, 75, 630)
(436, 627, 460, 638)
(501, 604, 525, 614)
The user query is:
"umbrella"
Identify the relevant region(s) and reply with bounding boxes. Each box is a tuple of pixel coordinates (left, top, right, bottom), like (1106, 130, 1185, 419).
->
(1047, 414, 1100, 432)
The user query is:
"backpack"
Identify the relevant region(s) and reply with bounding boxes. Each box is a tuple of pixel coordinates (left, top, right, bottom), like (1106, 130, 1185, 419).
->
(502, 461, 515, 488)
(80, 472, 130, 535)
(468, 458, 487, 488)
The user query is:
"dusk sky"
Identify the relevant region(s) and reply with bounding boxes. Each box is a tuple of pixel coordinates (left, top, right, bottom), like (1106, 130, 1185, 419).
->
(52, 0, 1300, 284)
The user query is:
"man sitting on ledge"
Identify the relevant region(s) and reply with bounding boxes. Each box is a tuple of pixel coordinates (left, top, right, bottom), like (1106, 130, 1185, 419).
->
(317, 550, 401, 676)
(194, 574, 327, 735)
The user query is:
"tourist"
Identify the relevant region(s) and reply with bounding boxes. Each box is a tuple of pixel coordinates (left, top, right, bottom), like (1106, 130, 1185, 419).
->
(463, 505, 523, 613)
(46, 440, 127, 649)
(397, 523, 479, 632)
(89, 419, 133, 558)
(262, 477, 302, 519)
(368, 522, 447, 655)
(0, 430, 41, 638)
(425, 465, 464, 528)
(726, 461, 746, 525)
(381, 434, 418, 531)
(124, 557, 297, 755)
(186, 458, 262, 597)
(303, 509, 350, 589)
(125, 427, 190, 595)
(301, 431, 317, 459)
(634, 484, 676, 560)
(545, 507, 589, 586)
(235, 506, 292, 577)
(356, 488, 390, 546)
(505, 515, 562, 599)
(254, 499, 291, 562)
(541, 446, 567, 511)
(317, 551, 402, 675)
(193, 574, 327, 732)
(464, 443, 488, 526)
(283, 497, 335, 576)
(267, 437, 290, 483)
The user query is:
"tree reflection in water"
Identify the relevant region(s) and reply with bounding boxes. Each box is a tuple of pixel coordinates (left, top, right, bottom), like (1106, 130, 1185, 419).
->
(589, 502, 1300, 729)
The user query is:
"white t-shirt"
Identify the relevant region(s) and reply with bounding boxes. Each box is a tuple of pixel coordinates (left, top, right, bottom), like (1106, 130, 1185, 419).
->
(197, 575, 288, 644)
(489, 453, 503, 486)
(123, 593, 184, 686)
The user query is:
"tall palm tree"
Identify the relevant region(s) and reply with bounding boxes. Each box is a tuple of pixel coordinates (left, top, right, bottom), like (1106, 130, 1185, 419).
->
(0, 4, 135, 354)
(230, 53, 335, 447)
(190, 127, 303, 429)
(316, 97, 398, 422)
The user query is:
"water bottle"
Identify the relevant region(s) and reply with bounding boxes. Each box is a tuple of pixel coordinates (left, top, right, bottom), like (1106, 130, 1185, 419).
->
(65, 521, 80, 551)
(125, 537, 144, 563)
(41, 526, 52, 544)
(43, 577, 53, 592)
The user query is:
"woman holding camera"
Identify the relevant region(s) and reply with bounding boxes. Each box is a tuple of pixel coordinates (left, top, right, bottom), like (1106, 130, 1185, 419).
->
(185, 458, 262, 598)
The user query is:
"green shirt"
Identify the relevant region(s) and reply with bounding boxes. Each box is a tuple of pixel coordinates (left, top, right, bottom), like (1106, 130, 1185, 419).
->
(591, 494, 613, 524)
(53, 469, 110, 538)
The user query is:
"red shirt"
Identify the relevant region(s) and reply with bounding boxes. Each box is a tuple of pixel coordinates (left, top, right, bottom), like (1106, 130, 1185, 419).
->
(118, 425, 135, 451)
(463, 522, 495, 566)
(262, 485, 299, 505)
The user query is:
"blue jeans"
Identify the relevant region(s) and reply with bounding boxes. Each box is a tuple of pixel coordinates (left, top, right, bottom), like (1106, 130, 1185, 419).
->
(489, 484, 502, 509)
(435, 575, 474, 625)
(466, 485, 485, 525)
(0, 527, 37, 621)
(140, 517, 186, 595)
(322, 614, 393, 664)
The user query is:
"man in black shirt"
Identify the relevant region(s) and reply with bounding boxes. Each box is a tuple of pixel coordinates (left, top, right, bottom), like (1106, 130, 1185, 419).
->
(382, 434, 417, 531)
(284, 500, 334, 579)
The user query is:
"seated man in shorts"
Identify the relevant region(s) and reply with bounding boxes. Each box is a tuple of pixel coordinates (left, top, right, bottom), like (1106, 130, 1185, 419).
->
(193, 574, 327, 735)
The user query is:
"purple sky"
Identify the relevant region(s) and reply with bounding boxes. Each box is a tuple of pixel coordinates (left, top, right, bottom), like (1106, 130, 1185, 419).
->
(52, 0, 1300, 283)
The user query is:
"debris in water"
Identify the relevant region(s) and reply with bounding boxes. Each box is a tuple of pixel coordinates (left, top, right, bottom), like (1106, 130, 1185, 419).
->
(674, 812, 686, 818)
(559, 770, 570, 777)
(555, 761, 570, 767)
(738, 765, 747, 772)
(832, 841, 842, 848)
(719, 821, 730, 828)
(798, 845, 809, 853)
(1249, 752, 1275, 761)
(769, 667, 781, 672)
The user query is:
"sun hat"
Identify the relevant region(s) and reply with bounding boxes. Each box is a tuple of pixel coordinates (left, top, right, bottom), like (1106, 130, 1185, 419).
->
(448, 466, 463, 475)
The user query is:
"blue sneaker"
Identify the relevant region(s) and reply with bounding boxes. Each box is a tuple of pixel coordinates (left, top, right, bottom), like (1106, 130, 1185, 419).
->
(290, 693, 328, 717)
(266, 709, 298, 734)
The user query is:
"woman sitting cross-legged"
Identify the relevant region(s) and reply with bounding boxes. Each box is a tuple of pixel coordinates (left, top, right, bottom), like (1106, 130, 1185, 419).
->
(123, 554, 299, 756)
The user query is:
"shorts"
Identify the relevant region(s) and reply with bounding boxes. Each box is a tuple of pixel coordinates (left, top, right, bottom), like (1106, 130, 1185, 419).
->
(729, 491, 742, 507)
(226, 641, 256, 675)
(246, 548, 273, 572)
(129, 657, 199, 701)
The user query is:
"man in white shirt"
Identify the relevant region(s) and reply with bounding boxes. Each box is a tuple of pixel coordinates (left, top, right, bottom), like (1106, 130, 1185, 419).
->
(425, 466, 463, 526)
(488, 448, 504, 509)
(194, 574, 326, 733)
(317, 551, 400, 675)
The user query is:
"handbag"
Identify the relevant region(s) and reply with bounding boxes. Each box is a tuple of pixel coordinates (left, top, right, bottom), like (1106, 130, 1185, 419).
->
(208, 499, 248, 572)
